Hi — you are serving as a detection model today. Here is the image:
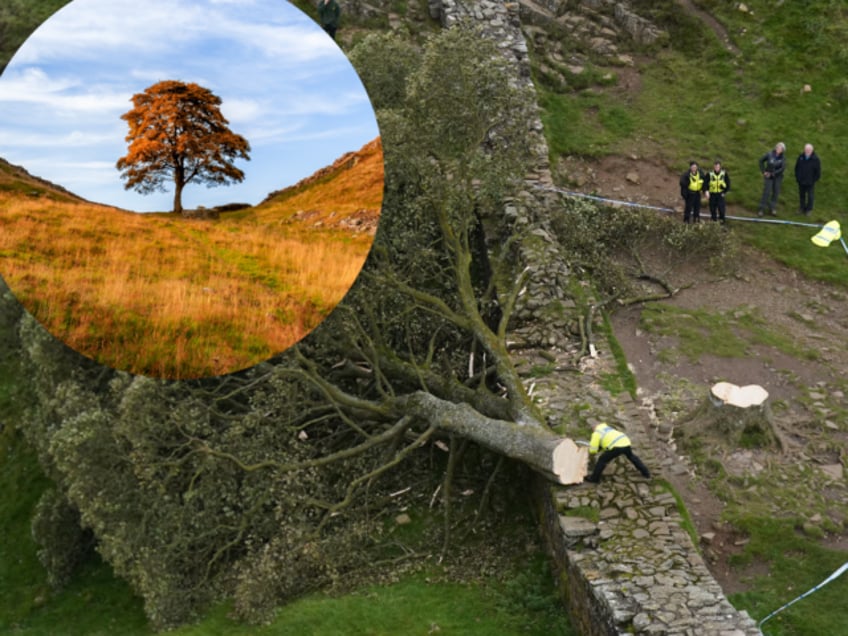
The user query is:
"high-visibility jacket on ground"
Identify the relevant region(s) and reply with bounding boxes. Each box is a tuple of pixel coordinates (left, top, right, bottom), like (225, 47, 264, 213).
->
(589, 424, 631, 454)
(811, 220, 842, 247)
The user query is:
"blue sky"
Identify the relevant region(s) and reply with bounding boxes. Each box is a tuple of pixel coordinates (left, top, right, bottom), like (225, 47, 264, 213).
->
(0, 0, 380, 212)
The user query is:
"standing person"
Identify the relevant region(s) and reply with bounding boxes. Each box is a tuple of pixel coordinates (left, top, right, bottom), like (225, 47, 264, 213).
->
(584, 422, 651, 483)
(679, 161, 706, 223)
(707, 159, 730, 224)
(317, 0, 341, 40)
(757, 141, 786, 217)
(795, 143, 821, 216)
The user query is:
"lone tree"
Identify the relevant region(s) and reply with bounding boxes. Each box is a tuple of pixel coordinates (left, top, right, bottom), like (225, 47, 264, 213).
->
(116, 80, 251, 215)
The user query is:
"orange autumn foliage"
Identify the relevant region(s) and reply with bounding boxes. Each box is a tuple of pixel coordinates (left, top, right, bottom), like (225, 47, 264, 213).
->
(0, 138, 383, 379)
(116, 80, 251, 215)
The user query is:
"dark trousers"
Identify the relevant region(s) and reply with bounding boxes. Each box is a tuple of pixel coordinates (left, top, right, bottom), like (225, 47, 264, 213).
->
(322, 24, 337, 40)
(709, 193, 726, 223)
(589, 446, 651, 482)
(798, 183, 815, 214)
(759, 175, 782, 213)
(683, 191, 701, 223)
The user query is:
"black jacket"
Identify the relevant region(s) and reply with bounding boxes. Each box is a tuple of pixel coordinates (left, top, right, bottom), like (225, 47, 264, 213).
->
(759, 150, 785, 179)
(680, 169, 707, 199)
(794, 152, 821, 186)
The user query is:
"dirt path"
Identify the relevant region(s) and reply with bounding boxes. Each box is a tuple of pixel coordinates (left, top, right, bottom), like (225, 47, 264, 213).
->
(675, 0, 741, 55)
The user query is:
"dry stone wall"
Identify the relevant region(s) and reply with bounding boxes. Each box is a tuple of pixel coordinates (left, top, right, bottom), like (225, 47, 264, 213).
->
(428, 0, 763, 633)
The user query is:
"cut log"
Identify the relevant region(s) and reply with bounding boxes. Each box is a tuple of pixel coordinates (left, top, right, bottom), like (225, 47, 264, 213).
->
(402, 391, 589, 484)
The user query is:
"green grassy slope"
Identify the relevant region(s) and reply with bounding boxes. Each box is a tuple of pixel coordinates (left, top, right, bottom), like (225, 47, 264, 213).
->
(539, 0, 848, 282)
(533, 3, 848, 634)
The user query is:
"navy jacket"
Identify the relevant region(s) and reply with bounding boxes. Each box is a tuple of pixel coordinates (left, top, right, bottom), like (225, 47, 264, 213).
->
(795, 152, 821, 186)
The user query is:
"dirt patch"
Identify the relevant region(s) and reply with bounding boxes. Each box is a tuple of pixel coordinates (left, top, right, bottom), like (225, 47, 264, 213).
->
(563, 148, 848, 593)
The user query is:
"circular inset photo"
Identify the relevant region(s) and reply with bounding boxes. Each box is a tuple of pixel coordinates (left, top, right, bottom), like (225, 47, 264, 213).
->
(0, 0, 383, 379)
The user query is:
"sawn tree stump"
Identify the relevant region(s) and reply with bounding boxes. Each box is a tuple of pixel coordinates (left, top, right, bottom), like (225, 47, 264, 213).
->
(683, 382, 782, 450)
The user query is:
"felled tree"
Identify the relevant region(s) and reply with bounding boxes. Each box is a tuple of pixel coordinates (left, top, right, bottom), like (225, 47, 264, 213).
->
(116, 80, 250, 215)
(18, 27, 585, 628)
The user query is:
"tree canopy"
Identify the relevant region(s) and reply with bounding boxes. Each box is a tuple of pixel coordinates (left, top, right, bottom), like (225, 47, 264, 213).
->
(13, 23, 739, 631)
(116, 80, 250, 215)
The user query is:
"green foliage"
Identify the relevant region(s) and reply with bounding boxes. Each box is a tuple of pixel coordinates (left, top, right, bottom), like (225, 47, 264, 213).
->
(4, 422, 574, 634)
(728, 516, 848, 636)
(0, 0, 69, 72)
(629, 0, 710, 54)
(549, 199, 738, 301)
(6, 24, 550, 631)
(0, 430, 52, 631)
(349, 32, 419, 110)
(30, 489, 93, 589)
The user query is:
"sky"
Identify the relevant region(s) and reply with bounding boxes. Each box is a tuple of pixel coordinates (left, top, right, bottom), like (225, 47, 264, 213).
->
(0, 0, 380, 212)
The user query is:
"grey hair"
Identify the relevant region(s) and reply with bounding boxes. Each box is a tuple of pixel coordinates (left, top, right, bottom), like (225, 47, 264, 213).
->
(776, 142, 786, 151)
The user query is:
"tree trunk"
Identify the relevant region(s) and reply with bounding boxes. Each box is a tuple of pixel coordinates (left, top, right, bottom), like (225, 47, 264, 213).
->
(401, 391, 589, 484)
(173, 180, 184, 216)
(682, 382, 782, 450)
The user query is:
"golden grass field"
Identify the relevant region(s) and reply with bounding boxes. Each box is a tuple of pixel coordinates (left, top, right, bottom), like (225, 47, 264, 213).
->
(0, 138, 383, 378)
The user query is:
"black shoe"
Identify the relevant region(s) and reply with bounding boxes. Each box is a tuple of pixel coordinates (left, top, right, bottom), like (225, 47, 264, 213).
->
(584, 476, 599, 483)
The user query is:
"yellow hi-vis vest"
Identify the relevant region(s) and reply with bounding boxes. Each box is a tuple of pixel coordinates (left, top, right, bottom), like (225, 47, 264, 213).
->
(708, 170, 727, 193)
(688, 172, 704, 191)
(589, 424, 631, 454)
(811, 220, 842, 247)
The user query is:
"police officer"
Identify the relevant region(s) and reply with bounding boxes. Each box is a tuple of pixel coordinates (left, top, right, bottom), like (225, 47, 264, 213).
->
(585, 422, 651, 483)
(679, 161, 707, 223)
(707, 159, 730, 224)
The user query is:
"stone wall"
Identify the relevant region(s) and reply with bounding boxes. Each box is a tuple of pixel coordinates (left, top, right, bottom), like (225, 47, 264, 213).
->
(429, 0, 763, 633)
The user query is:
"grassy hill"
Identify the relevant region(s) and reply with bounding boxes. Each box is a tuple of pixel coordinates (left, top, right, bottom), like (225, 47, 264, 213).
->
(535, 0, 848, 283)
(0, 138, 382, 379)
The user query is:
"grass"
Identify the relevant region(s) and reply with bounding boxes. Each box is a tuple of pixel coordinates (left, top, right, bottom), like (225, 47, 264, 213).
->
(638, 304, 818, 362)
(536, 0, 848, 285)
(538, 89, 636, 159)
(598, 311, 637, 398)
(1, 426, 575, 635)
(728, 516, 848, 636)
(532, 5, 848, 633)
(0, 139, 382, 379)
(657, 479, 699, 548)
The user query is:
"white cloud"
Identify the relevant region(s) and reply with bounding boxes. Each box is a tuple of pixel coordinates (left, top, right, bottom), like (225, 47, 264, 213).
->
(220, 97, 264, 123)
(10, 1, 205, 65)
(0, 67, 130, 115)
(0, 0, 378, 212)
(0, 128, 121, 148)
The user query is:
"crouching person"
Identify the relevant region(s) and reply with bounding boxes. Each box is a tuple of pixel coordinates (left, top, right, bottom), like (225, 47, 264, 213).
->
(585, 422, 651, 483)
